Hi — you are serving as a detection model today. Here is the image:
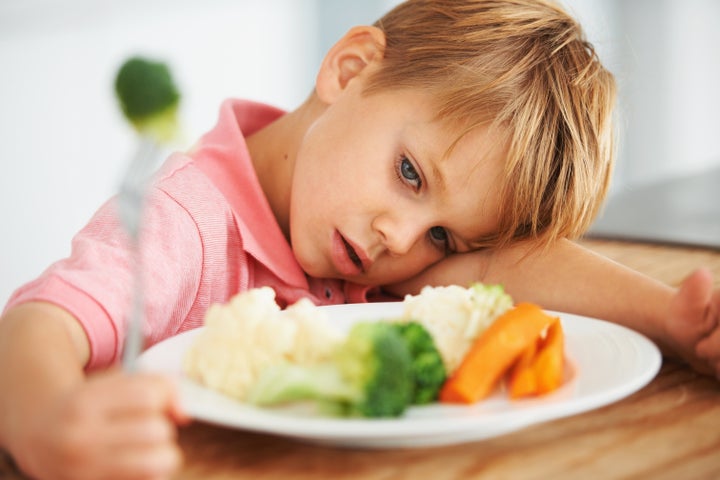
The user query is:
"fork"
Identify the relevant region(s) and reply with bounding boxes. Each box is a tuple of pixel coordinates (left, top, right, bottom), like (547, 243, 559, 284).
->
(117, 135, 162, 372)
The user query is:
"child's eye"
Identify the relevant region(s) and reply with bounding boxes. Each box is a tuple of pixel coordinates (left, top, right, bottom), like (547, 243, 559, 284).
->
(398, 156, 422, 191)
(429, 226, 451, 252)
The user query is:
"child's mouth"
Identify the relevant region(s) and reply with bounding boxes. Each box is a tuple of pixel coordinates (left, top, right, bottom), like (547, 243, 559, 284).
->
(342, 237, 363, 270)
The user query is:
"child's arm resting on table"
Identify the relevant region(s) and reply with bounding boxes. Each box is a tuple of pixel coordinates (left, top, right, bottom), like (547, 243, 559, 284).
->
(0, 302, 186, 480)
(387, 238, 720, 378)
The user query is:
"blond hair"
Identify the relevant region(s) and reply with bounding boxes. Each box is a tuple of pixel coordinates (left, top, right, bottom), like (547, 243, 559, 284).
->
(367, 0, 616, 249)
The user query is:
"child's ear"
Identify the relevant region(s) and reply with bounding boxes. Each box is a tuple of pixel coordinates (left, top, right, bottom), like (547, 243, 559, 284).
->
(315, 25, 386, 104)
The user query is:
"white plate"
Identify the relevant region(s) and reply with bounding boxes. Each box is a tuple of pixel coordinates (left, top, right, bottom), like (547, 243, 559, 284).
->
(137, 302, 661, 448)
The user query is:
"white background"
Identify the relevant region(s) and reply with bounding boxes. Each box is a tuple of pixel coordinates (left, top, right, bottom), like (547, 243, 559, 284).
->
(1, 0, 718, 305)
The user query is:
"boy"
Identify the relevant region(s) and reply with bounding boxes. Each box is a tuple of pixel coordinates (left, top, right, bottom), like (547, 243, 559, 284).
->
(1, 1, 718, 479)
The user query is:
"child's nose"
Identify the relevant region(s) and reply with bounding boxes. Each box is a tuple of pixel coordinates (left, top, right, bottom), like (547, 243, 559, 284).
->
(373, 214, 425, 257)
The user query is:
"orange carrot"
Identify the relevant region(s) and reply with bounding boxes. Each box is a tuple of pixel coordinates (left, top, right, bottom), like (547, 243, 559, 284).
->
(533, 319, 564, 394)
(439, 303, 559, 404)
(508, 319, 564, 398)
(507, 336, 541, 398)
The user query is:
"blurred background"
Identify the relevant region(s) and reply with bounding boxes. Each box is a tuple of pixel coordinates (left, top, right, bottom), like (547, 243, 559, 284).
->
(1, 0, 719, 305)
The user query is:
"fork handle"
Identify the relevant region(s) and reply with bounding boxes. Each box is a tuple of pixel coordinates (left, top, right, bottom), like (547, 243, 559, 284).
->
(120, 137, 162, 372)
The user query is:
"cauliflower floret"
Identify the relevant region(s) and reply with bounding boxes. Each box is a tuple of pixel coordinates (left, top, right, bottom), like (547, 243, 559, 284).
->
(183, 288, 342, 400)
(401, 284, 512, 373)
(283, 297, 344, 365)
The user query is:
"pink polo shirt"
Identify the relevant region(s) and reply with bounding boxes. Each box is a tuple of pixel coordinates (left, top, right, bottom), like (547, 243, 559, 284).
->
(4, 99, 380, 370)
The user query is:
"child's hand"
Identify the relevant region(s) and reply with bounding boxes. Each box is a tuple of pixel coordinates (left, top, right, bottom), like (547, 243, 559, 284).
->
(665, 268, 720, 378)
(13, 370, 188, 480)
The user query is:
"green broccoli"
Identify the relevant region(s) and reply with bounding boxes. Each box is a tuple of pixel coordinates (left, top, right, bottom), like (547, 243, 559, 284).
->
(391, 321, 447, 405)
(247, 321, 413, 418)
(114, 56, 181, 143)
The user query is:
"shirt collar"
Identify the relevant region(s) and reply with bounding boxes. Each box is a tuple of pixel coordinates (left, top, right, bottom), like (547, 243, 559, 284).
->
(193, 99, 309, 289)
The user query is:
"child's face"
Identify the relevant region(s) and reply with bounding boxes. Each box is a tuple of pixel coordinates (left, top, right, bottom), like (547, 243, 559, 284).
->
(289, 84, 508, 287)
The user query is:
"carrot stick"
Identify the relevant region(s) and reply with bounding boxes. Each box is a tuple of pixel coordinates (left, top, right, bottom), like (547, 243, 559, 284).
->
(507, 337, 540, 398)
(439, 303, 558, 404)
(533, 319, 564, 394)
(508, 319, 564, 398)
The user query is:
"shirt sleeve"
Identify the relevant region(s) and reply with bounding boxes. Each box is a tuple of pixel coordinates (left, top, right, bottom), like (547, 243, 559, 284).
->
(4, 185, 203, 370)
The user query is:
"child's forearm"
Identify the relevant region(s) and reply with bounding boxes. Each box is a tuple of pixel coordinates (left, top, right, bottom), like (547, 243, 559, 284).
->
(481, 239, 674, 344)
(388, 239, 674, 348)
(0, 302, 89, 452)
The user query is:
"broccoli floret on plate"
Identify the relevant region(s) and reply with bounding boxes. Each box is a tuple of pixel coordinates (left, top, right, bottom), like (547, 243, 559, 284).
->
(247, 321, 413, 418)
(114, 56, 180, 143)
(391, 321, 447, 405)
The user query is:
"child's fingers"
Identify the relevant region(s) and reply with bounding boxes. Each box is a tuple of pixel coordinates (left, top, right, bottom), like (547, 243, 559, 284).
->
(696, 330, 720, 359)
(24, 422, 182, 480)
(115, 372, 191, 424)
(86, 371, 184, 418)
(695, 287, 720, 377)
(166, 382, 192, 426)
(15, 370, 186, 480)
(675, 268, 716, 334)
(106, 416, 177, 447)
(711, 288, 720, 329)
(102, 443, 182, 480)
(696, 321, 720, 377)
(677, 268, 713, 302)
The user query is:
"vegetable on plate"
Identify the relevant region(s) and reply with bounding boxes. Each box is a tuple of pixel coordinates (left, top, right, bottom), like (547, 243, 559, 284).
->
(508, 318, 564, 398)
(247, 321, 415, 417)
(392, 321, 447, 405)
(439, 302, 562, 404)
(186, 285, 567, 418)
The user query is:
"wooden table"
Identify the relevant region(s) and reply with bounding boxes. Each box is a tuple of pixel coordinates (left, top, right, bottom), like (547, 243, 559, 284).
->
(2, 239, 720, 479)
